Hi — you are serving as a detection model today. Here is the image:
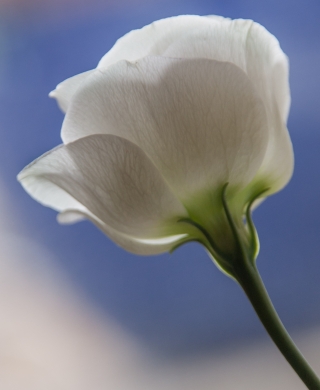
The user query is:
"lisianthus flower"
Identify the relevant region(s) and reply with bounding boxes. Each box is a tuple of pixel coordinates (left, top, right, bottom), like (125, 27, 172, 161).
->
(18, 15, 293, 261)
(19, 17, 320, 389)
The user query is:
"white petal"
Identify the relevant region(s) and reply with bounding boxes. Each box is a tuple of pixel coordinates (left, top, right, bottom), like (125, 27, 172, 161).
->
(49, 16, 222, 114)
(57, 210, 86, 224)
(162, 19, 251, 71)
(18, 147, 89, 214)
(245, 25, 293, 192)
(253, 109, 294, 193)
(245, 21, 290, 124)
(97, 16, 289, 125)
(244, 23, 293, 191)
(58, 210, 186, 255)
(49, 70, 95, 113)
(62, 56, 269, 202)
(97, 15, 223, 69)
(18, 134, 187, 239)
(160, 18, 292, 191)
(158, 18, 290, 124)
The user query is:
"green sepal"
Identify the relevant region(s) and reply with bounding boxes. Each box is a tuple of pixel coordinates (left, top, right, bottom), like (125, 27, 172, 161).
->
(245, 187, 270, 261)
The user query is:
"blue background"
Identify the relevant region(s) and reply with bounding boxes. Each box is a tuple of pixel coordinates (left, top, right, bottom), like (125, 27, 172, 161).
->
(1, 0, 320, 356)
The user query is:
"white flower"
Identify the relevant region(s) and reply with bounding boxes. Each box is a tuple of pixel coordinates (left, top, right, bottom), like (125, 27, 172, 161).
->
(18, 15, 293, 260)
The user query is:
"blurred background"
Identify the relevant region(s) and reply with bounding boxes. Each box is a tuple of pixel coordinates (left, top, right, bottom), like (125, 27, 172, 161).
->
(0, 0, 319, 388)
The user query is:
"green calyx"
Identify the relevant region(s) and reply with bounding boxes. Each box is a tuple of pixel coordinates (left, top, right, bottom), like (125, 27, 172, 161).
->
(173, 184, 269, 279)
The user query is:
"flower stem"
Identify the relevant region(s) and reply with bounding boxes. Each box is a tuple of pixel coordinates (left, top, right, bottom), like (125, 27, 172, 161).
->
(234, 259, 320, 389)
(194, 184, 319, 387)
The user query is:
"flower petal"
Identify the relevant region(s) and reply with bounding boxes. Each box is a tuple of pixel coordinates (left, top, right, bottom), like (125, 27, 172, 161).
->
(122, 17, 289, 125)
(245, 21, 290, 124)
(97, 16, 289, 125)
(244, 22, 293, 191)
(49, 16, 228, 115)
(245, 25, 293, 192)
(62, 56, 269, 202)
(160, 18, 292, 191)
(253, 109, 294, 194)
(50, 16, 222, 114)
(97, 15, 223, 69)
(18, 134, 187, 239)
(58, 210, 187, 255)
(49, 70, 95, 113)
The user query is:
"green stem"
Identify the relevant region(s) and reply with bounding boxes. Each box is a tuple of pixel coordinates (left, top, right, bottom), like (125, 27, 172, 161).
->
(234, 259, 320, 389)
(189, 184, 319, 387)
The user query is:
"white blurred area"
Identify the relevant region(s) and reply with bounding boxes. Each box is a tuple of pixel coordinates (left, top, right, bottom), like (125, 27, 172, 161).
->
(0, 182, 318, 390)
